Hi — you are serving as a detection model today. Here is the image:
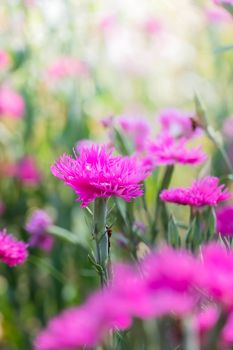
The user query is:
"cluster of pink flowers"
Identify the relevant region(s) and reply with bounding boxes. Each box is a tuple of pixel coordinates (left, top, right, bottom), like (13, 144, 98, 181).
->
(26, 210, 54, 251)
(160, 176, 231, 207)
(47, 57, 88, 80)
(51, 145, 148, 207)
(0, 229, 28, 266)
(35, 242, 233, 350)
(0, 87, 25, 119)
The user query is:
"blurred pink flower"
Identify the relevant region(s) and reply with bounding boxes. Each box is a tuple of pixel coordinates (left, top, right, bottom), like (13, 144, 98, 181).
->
(216, 205, 233, 236)
(223, 116, 233, 139)
(200, 243, 233, 308)
(0, 87, 25, 119)
(98, 15, 116, 32)
(147, 134, 207, 167)
(0, 50, 10, 70)
(142, 17, 162, 34)
(214, 0, 233, 4)
(16, 156, 41, 186)
(0, 229, 28, 266)
(206, 7, 232, 22)
(26, 210, 54, 251)
(117, 114, 150, 152)
(51, 145, 147, 207)
(158, 108, 202, 139)
(47, 57, 88, 80)
(160, 176, 231, 207)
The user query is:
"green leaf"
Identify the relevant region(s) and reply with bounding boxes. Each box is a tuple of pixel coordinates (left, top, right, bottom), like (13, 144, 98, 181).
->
(167, 215, 181, 248)
(214, 44, 233, 54)
(48, 225, 79, 244)
(185, 215, 202, 250)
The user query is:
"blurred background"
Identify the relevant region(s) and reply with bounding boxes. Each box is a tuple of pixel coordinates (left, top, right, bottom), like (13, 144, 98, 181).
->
(0, 0, 233, 348)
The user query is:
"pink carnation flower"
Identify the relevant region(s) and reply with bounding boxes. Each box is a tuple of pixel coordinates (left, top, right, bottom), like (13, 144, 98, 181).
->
(47, 57, 88, 80)
(0, 87, 25, 119)
(26, 210, 54, 251)
(160, 176, 231, 207)
(147, 134, 207, 167)
(51, 145, 147, 207)
(216, 205, 233, 236)
(16, 156, 41, 186)
(0, 229, 28, 266)
(158, 108, 200, 139)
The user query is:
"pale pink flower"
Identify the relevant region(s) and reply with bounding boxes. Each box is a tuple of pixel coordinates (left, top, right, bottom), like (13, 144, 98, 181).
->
(26, 210, 54, 251)
(117, 114, 150, 152)
(0, 87, 25, 119)
(147, 134, 207, 167)
(217, 205, 233, 236)
(51, 145, 147, 207)
(160, 176, 231, 207)
(223, 116, 233, 139)
(142, 17, 162, 34)
(158, 108, 201, 139)
(98, 15, 116, 32)
(0, 229, 28, 266)
(16, 156, 41, 186)
(0, 50, 10, 70)
(214, 0, 233, 4)
(47, 57, 88, 80)
(206, 7, 232, 23)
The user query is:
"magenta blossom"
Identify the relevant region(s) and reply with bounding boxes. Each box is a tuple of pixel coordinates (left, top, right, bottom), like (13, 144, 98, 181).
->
(147, 134, 207, 167)
(51, 145, 147, 207)
(217, 205, 233, 236)
(26, 210, 54, 251)
(0, 229, 28, 266)
(158, 108, 200, 139)
(160, 176, 231, 207)
(0, 87, 25, 119)
(47, 57, 88, 80)
(16, 156, 41, 186)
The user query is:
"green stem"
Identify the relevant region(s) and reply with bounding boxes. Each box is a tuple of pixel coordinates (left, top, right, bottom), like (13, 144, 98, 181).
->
(203, 311, 228, 350)
(93, 198, 108, 286)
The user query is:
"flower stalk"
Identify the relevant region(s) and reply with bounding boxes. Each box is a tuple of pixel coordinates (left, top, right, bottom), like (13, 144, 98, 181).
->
(93, 197, 109, 286)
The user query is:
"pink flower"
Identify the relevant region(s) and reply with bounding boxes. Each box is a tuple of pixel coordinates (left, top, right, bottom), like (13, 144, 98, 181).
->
(51, 145, 147, 207)
(26, 210, 54, 251)
(0, 50, 10, 70)
(160, 176, 231, 207)
(117, 114, 150, 152)
(158, 108, 202, 139)
(217, 205, 233, 236)
(147, 134, 207, 167)
(16, 156, 41, 186)
(223, 116, 233, 139)
(206, 7, 232, 23)
(0, 87, 25, 119)
(98, 15, 116, 32)
(0, 229, 28, 266)
(214, 0, 233, 4)
(47, 57, 88, 80)
(142, 17, 162, 34)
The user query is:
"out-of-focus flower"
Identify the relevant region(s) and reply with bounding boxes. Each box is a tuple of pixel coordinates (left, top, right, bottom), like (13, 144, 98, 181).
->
(47, 57, 88, 80)
(51, 145, 147, 207)
(26, 210, 54, 251)
(214, 0, 233, 5)
(0, 50, 10, 70)
(16, 156, 41, 186)
(0, 87, 25, 119)
(98, 15, 116, 32)
(160, 176, 231, 207)
(147, 134, 207, 167)
(216, 205, 233, 236)
(142, 17, 162, 35)
(0, 229, 28, 266)
(101, 115, 114, 128)
(206, 7, 232, 23)
(223, 116, 233, 139)
(117, 114, 150, 152)
(158, 108, 201, 139)
(200, 243, 233, 308)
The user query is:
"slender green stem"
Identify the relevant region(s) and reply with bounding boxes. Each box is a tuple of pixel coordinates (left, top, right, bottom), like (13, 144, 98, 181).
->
(93, 198, 109, 286)
(203, 311, 228, 350)
(182, 317, 200, 350)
